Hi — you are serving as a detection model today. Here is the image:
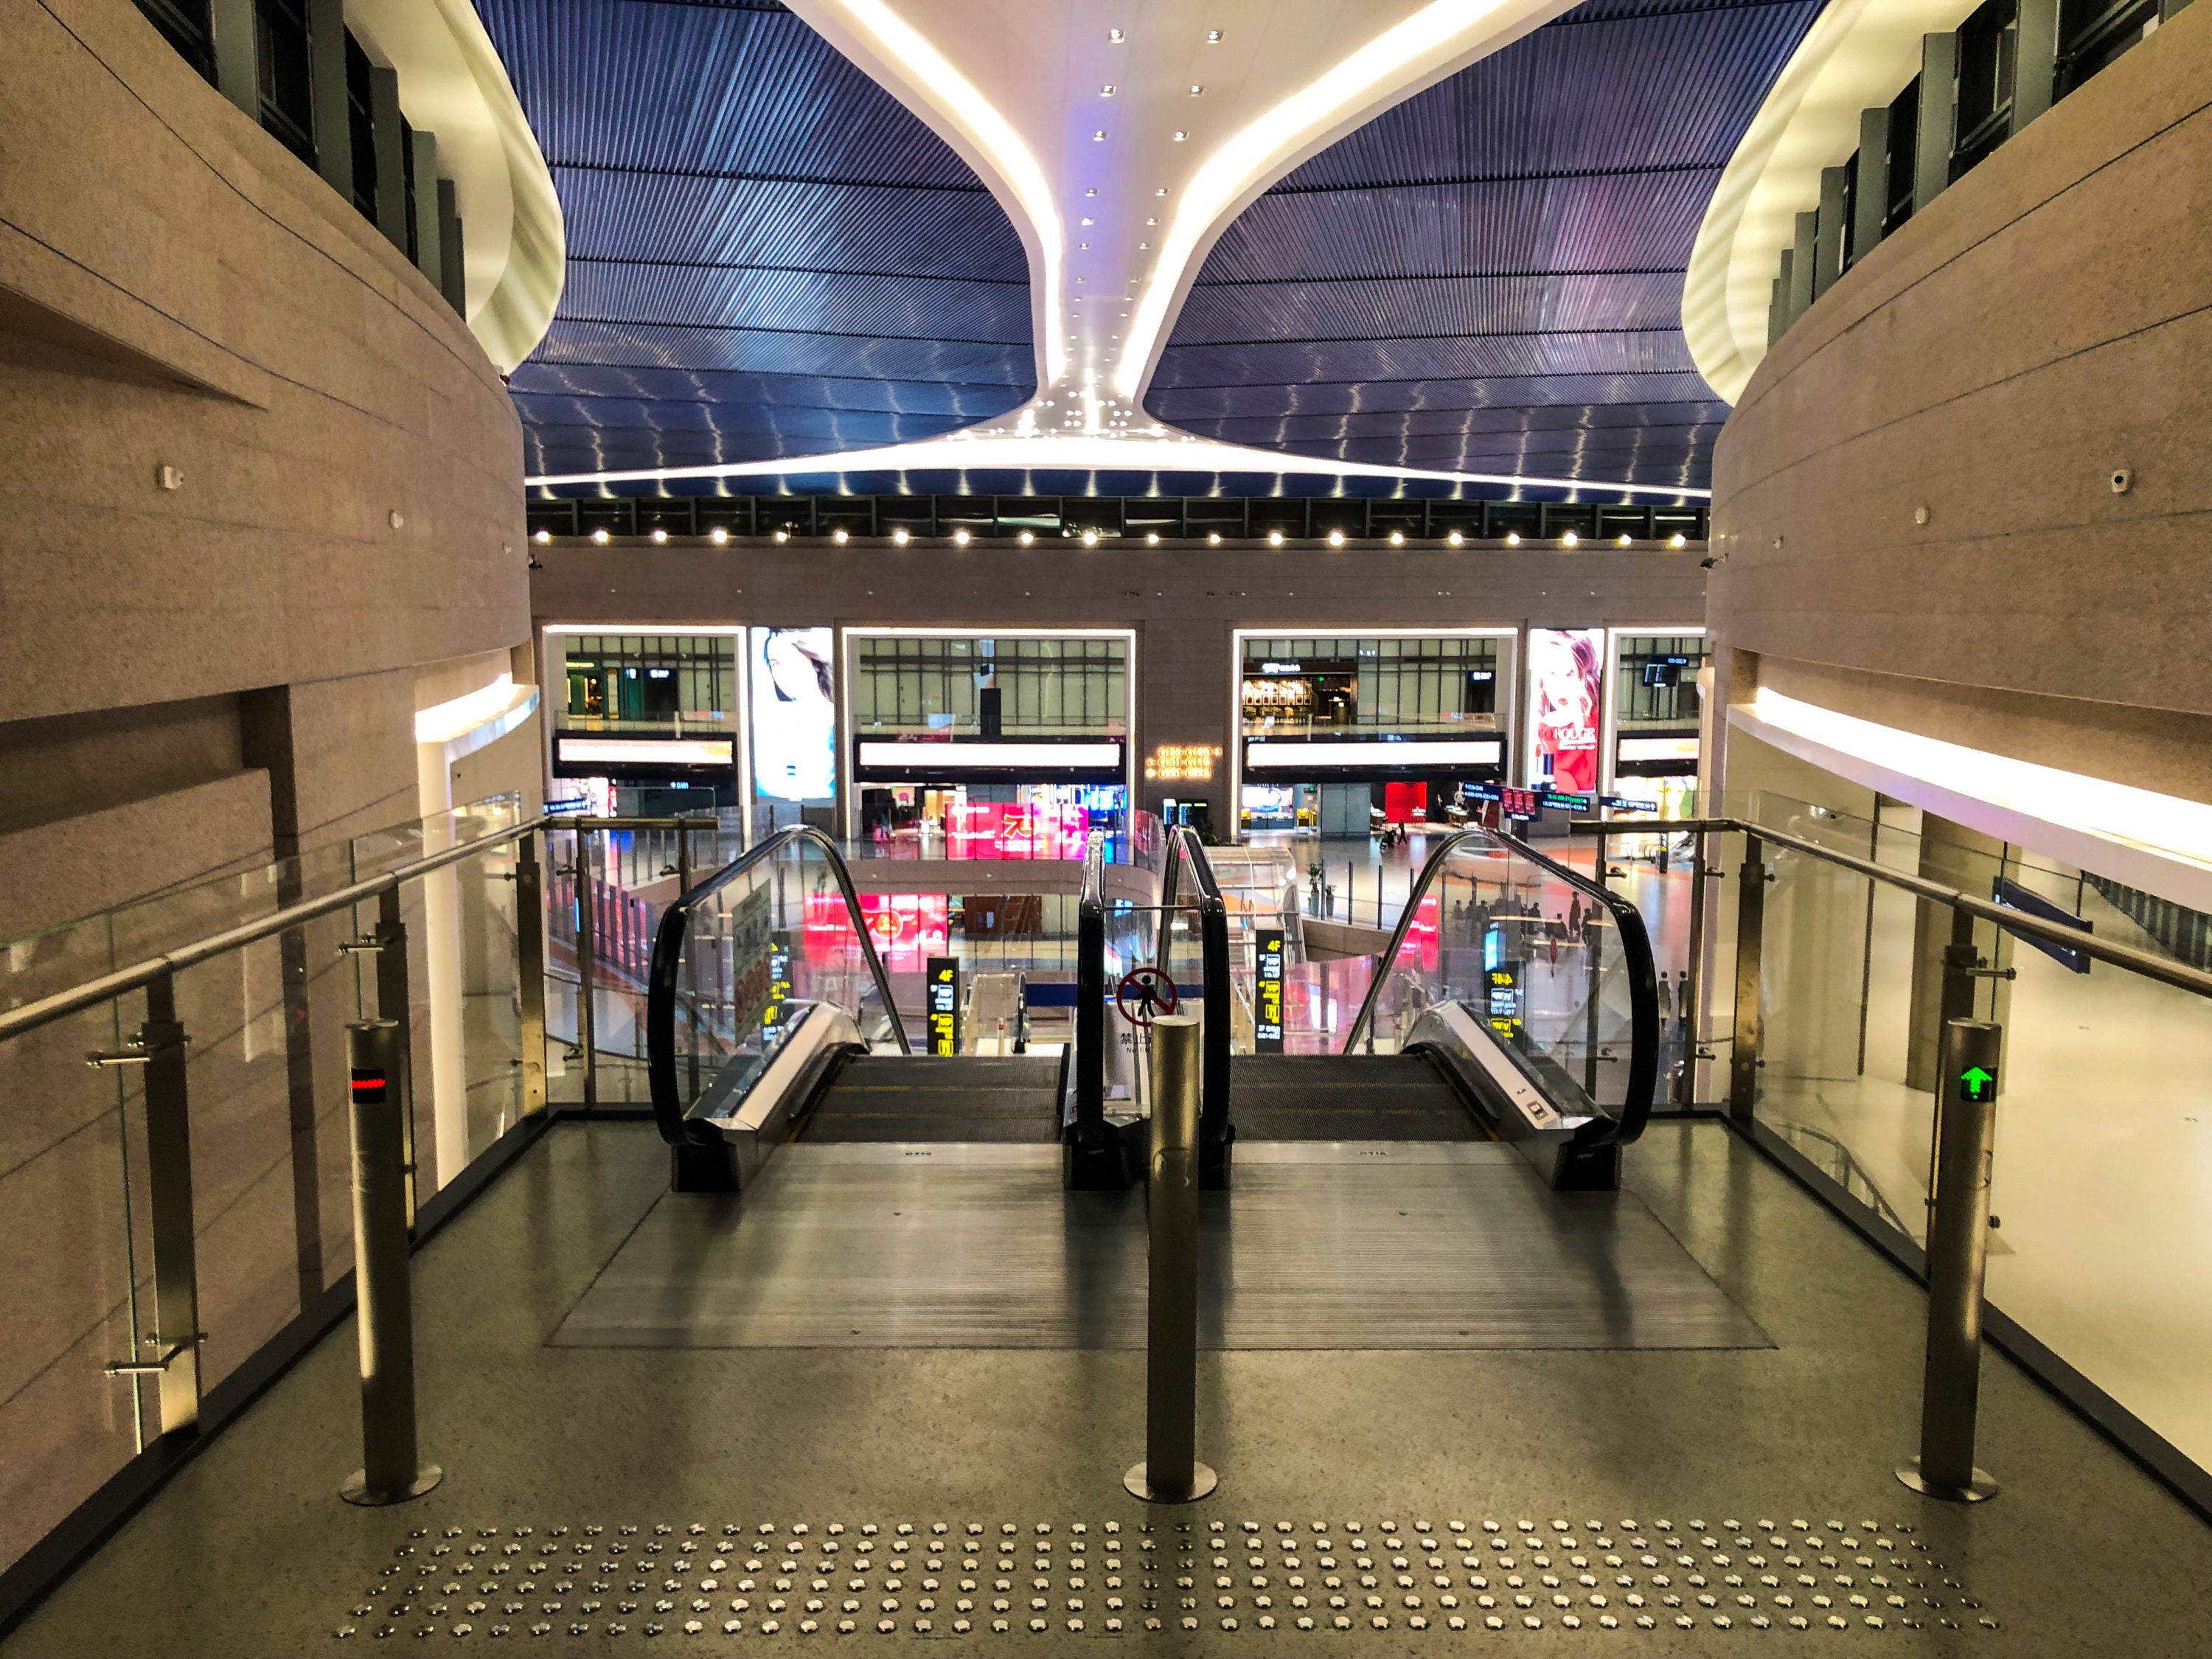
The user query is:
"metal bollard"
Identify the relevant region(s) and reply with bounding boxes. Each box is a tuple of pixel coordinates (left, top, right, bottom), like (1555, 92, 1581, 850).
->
(1898, 1018, 2001, 1502)
(341, 1020, 442, 1506)
(1125, 1014, 1217, 1502)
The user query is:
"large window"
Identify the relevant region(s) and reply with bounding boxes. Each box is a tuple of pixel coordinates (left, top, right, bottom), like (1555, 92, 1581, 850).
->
(254, 0, 317, 168)
(851, 636, 1126, 737)
(1882, 76, 1920, 235)
(345, 31, 378, 221)
(1613, 633, 1708, 729)
(2058, 0, 2162, 94)
(134, 0, 215, 82)
(1240, 636, 1502, 740)
(556, 633, 740, 737)
(1953, 0, 2020, 181)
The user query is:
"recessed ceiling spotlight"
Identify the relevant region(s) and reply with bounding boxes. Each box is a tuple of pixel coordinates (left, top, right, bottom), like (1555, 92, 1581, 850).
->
(1560, 530, 1579, 548)
(1080, 242, 1090, 249)
(1137, 241, 1150, 249)
(1080, 216, 1093, 226)
(1616, 533, 1632, 547)
(1092, 130, 1107, 142)
(1267, 529, 1284, 546)
(649, 526, 668, 543)
(1154, 187, 1168, 196)
(1100, 83, 1116, 96)
(1081, 529, 1100, 547)
(1146, 216, 1158, 225)
(532, 527, 552, 543)
(1502, 531, 1520, 546)
(1668, 532, 1687, 549)
(1173, 131, 1188, 141)
(1207, 532, 1222, 546)
(1388, 529, 1405, 546)
(773, 528, 789, 543)
(709, 526, 729, 545)
(1018, 529, 1035, 546)
(891, 527, 911, 545)
(952, 528, 971, 546)
(1189, 84, 1203, 95)
(1145, 532, 1161, 545)
(1206, 28, 1223, 42)
(1326, 529, 1346, 547)
(1445, 530, 1464, 547)
(590, 527, 610, 545)
(1085, 187, 1097, 197)
(1108, 27, 1124, 41)
(832, 528, 849, 544)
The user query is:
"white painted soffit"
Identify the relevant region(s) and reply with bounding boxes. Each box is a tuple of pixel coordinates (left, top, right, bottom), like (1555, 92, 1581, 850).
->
(533, 0, 1643, 498)
(525, 429, 1712, 497)
(1681, 0, 1979, 405)
(1731, 689, 2212, 914)
(348, 0, 566, 373)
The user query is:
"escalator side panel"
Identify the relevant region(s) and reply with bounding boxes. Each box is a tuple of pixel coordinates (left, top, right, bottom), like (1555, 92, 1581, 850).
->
(1408, 1003, 1621, 1191)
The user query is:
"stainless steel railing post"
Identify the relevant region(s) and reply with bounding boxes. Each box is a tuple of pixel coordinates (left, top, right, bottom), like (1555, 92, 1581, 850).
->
(1898, 1018, 2001, 1503)
(515, 831, 548, 1119)
(1679, 827, 1712, 1107)
(1728, 832, 1767, 1124)
(372, 888, 419, 1223)
(1125, 1014, 1217, 1502)
(574, 829, 600, 1107)
(341, 1019, 442, 1506)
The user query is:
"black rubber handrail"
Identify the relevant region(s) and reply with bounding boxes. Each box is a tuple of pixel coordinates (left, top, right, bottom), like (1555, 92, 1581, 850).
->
(1072, 830, 1108, 1144)
(1340, 827, 1659, 1150)
(646, 825, 911, 1149)
(1157, 826, 1234, 1178)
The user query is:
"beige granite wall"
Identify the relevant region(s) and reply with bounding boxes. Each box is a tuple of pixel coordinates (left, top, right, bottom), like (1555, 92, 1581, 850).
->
(1708, 5, 2212, 804)
(0, 0, 531, 1574)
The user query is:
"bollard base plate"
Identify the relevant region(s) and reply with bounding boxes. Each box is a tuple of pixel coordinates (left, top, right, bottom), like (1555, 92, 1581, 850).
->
(341, 1464, 444, 1506)
(1124, 1461, 1217, 1504)
(1896, 1459, 1997, 1503)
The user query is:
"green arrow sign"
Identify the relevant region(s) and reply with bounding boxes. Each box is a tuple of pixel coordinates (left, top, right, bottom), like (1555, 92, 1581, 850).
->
(1959, 1065, 1997, 1102)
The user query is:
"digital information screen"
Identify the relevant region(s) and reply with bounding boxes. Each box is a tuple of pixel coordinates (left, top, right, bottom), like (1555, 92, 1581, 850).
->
(1254, 928, 1284, 1054)
(926, 956, 960, 1056)
(750, 626, 836, 801)
(1484, 925, 1522, 1040)
(762, 932, 793, 1037)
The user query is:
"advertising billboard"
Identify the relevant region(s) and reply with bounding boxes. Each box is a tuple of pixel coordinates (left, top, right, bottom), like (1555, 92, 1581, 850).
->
(750, 627, 836, 801)
(1526, 627, 1604, 793)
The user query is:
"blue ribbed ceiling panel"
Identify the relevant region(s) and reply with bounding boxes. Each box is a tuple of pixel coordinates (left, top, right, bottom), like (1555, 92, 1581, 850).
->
(477, 0, 1035, 479)
(1147, 0, 1823, 490)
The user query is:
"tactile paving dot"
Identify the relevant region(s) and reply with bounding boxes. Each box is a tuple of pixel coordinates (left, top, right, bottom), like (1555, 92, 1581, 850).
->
(337, 1514, 1998, 1638)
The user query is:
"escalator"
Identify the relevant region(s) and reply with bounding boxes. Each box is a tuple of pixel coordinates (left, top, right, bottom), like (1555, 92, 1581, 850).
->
(795, 1054, 1063, 1142)
(644, 824, 1135, 1192)
(643, 819, 1655, 1203)
(1227, 1053, 1484, 1140)
(1181, 822, 1660, 1192)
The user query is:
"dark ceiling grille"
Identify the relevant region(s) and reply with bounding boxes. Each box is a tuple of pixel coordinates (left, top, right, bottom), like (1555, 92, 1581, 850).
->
(1145, 0, 1824, 490)
(477, 0, 1036, 480)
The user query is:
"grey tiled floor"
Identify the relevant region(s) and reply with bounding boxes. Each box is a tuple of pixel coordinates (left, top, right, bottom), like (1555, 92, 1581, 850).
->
(6, 1119, 2207, 1658)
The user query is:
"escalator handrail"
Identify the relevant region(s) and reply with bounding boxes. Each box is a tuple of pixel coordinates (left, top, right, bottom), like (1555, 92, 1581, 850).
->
(1339, 827, 1659, 1148)
(1157, 827, 1233, 1151)
(1072, 830, 1107, 1140)
(647, 824, 912, 1148)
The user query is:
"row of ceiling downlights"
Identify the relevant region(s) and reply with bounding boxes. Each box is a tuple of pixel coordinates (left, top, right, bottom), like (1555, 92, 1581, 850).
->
(534, 526, 1692, 550)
